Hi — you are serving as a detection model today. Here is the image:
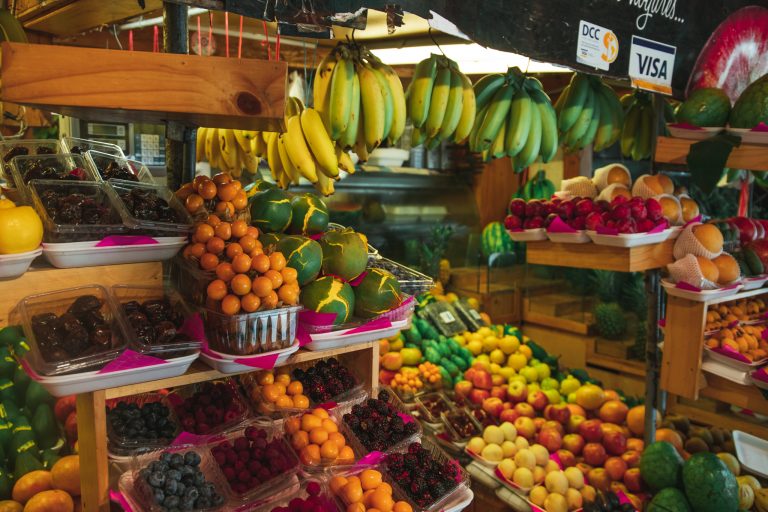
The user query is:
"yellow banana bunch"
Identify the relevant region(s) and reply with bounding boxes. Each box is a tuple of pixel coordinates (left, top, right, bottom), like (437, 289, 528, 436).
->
(405, 55, 475, 149)
(196, 127, 262, 177)
(619, 90, 655, 161)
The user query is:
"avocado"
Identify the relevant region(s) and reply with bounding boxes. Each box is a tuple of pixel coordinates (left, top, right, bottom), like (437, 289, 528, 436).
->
(10, 418, 37, 457)
(0, 468, 10, 500)
(31, 405, 58, 450)
(744, 247, 766, 275)
(685, 436, 710, 454)
(0, 327, 22, 349)
(12, 338, 29, 358)
(24, 382, 53, 414)
(0, 380, 15, 408)
(12, 451, 42, 478)
(710, 427, 726, 446)
(0, 421, 12, 453)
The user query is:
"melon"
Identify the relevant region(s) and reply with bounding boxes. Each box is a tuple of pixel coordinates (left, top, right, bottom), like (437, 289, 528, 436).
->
(676, 88, 731, 127)
(249, 188, 292, 233)
(730, 73, 768, 128)
(299, 276, 355, 325)
(647, 488, 692, 512)
(275, 236, 323, 286)
(481, 222, 514, 259)
(692, 223, 724, 253)
(319, 229, 368, 281)
(354, 268, 402, 318)
(259, 232, 286, 250)
(288, 193, 329, 235)
(682, 452, 739, 512)
(639, 441, 683, 492)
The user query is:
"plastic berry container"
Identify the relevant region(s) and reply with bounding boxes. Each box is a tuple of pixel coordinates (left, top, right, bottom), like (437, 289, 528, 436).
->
(18, 284, 128, 376)
(84, 150, 155, 184)
(108, 179, 193, 236)
(281, 408, 360, 475)
(29, 180, 127, 243)
(61, 137, 125, 159)
(200, 304, 302, 357)
(415, 392, 455, 426)
(440, 408, 483, 445)
(238, 372, 310, 419)
(288, 358, 366, 407)
(166, 379, 252, 437)
(106, 392, 181, 457)
(168, 255, 215, 307)
(366, 256, 434, 296)
(0, 138, 65, 169)
(251, 478, 333, 512)
(9, 153, 100, 201)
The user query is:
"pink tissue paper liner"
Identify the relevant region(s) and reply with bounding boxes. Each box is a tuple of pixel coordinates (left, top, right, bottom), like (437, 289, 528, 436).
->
(675, 281, 739, 293)
(752, 122, 768, 132)
(547, 216, 578, 234)
(682, 215, 702, 228)
(97, 349, 167, 374)
(110, 490, 134, 512)
(96, 235, 158, 247)
(669, 122, 707, 131)
(711, 345, 752, 363)
(752, 368, 768, 383)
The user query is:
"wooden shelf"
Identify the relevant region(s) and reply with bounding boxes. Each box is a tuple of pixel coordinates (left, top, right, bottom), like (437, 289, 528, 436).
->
(0, 43, 287, 131)
(18, 0, 163, 36)
(655, 136, 768, 172)
(522, 297, 593, 335)
(525, 240, 674, 272)
(668, 400, 768, 440)
(700, 374, 768, 417)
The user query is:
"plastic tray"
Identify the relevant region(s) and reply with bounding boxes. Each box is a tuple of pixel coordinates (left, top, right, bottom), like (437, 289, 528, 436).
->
(106, 392, 181, 457)
(167, 379, 252, 437)
(85, 150, 155, 184)
(29, 179, 127, 243)
(282, 408, 360, 474)
(415, 392, 455, 425)
(43, 236, 185, 268)
(0, 138, 64, 169)
(727, 127, 768, 145)
(441, 408, 483, 444)
(21, 350, 198, 396)
(366, 256, 433, 296)
(112, 284, 204, 356)
(108, 179, 193, 235)
(199, 339, 300, 375)
(507, 228, 547, 242)
(61, 137, 126, 158)
(288, 357, 366, 407)
(704, 346, 768, 371)
(9, 153, 100, 199)
(742, 275, 768, 290)
(701, 359, 752, 386)
(587, 228, 674, 247)
(750, 369, 768, 391)
(733, 430, 768, 478)
(465, 447, 499, 468)
(0, 248, 42, 279)
(238, 358, 310, 417)
(545, 230, 591, 244)
(661, 279, 743, 302)
(667, 124, 722, 140)
(19, 284, 128, 376)
(302, 317, 410, 351)
(201, 304, 301, 357)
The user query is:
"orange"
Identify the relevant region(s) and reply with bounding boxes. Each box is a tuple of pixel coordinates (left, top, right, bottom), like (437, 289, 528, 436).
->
(269, 252, 287, 271)
(261, 383, 283, 403)
(278, 285, 299, 306)
(51, 455, 81, 496)
(284, 416, 300, 434)
(265, 269, 284, 289)
(246, 225, 260, 238)
(186, 242, 206, 259)
(185, 193, 203, 213)
(341, 480, 363, 505)
(206, 236, 225, 255)
(215, 262, 236, 282)
(252, 276, 273, 298)
(231, 219, 248, 238)
(220, 293, 239, 314)
(347, 504, 365, 512)
(299, 444, 321, 466)
(240, 293, 261, 313)
(369, 489, 394, 512)
(193, 175, 211, 188)
(215, 222, 232, 241)
(312, 407, 330, 419)
(378, 483, 393, 495)
(217, 182, 238, 202)
(214, 201, 235, 218)
(256, 371, 274, 385)
(230, 274, 252, 296)
(281, 267, 298, 284)
(393, 501, 413, 512)
(275, 373, 291, 386)
(232, 254, 252, 274)
(194, 223, 214, 243)
(291, 430, 309, 450)
(262, 291, 279, 309)
(338, 445, 355, 464)
(200, 252, 219, 270)
(330, 476, 348, 495)
(206, 280, 228, 301)
(206, 214, 222, 227)
(275, 395, 294, 409)
(225, 242, 244, 260)
(346, 476, 361, 489)
(198, 179, 218, 200)
(19, 489, 73, 512)
(251, 253, 271, 273)
(238, 235, 257, 254)
(12, 470, 53, 502)
(301, 413, 322, 432)
(176, 182, 194, 200)
(362, 489, 376, 507)
(232, 190, 248, 210)
(320, 440, 339, 460)
(328, 431, 346, 449)
(230, 180, 243, 191)
(360, 469, 382, 491)
(309, 428, 329, 445)
(212, 172, 232, 185)
(292, 394, 310, 408)
(286, 381, 303, 396)
(321, 418, 338, 433)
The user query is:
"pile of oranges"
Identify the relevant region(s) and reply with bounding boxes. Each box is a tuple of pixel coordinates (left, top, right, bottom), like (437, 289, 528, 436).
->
(390, 368, 424, 395)
(242, 369, 310, 413)
(329, 469, 413, 512)
(285, 408, 355, 467)
(176, 172, 248, 221)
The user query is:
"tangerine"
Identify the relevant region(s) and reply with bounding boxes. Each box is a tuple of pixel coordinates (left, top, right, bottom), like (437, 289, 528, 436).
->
(185, 194, 204, 213)
(252, 276, 273, 298)
(291, 431, 309, 450)
(220, 294, 241, 315)
(51, 455, 81, 496)
(338, 446, 355, 464)
(347, 504, 365, 512)
(278, 285, 298, 306)
(330, 476, 348, 495)
(309, 428, 329, 445)
(214, 201, 235, 218)
(261, 291, 278, 309)
(193, 175, 210, 188)
(217, 182, 238, 202)
(320, 440, 339, 461)
(232, 253, 252, 274)
(194, 223, 214, 243)
(393, 502, 413, 512)
(269, 252, 286, 271)
(281, 267, 298, 284)
(246, 226, 260, 238)
(238, 235, 257, 254)
(262, 383, 283, 403)
(187, 242, 206, 259)
(214, 222, 232, 241)
(240, 293, 261, 313)
(251, 253, 271, 273)
(264, 269, 284, 289)
(312, 407, 330, 419)
(256, 371, 274, 385)
(212, 172, 232, 185)
(328, 431, 346, 449)
(206, 280, 228, 301)
(286, 381, 303, 396)
(301, 413, 322, 431)
(378, 483, 393, 495)
(275, 395, 294, 409)
(230, 274, 252, 296)
(206, 214, 222, 227)
(292, 394, 310, 408)
(232, 190, 248, 210)
(275, 373, 291, 386)
(200, 252, 219, 270)
(175, 182, 194, 200)
(206, 237, 225, 255)
(369, 489, 394, 512)
(341, 480, 363, 505)
(198, 180, 218, 200)
(215, 262, 235, 282)
(321, 418, 338, 433)
(231, 219, 248, 238)
(225, 242, 243, 259)
(360, 469, 382, 491)
(299, 444, 321, 466)
(284, 416, 300, 434)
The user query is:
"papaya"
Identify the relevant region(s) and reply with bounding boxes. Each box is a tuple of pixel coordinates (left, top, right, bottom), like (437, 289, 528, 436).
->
(0, 381, 15, 408)
(424, 348, 441, 364)
(19, 489, 72, 512)
(11, 470, 51, 503)
(400, 347, 422, 366)
(31, 406, 58, 451)
(354, 268, 402, 318)
(404, 325, 422, 345)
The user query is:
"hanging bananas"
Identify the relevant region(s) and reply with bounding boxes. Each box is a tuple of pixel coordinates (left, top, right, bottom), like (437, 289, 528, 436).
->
(619, 90, 655, 161)
(468, 67, 559, 172)
(195, 127, 261, 178)
(556, 72, 625, 154)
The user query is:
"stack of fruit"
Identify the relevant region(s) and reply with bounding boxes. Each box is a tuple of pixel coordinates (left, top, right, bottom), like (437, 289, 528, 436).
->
(284, 408, 355, 467)
(384, 441, 463, 508)
(619, 91, 657, 161)
(669, 222, 743, 289)
(194, 128, 261, 178)
(6, 456, 81, 512)
(239, 369, 311, 414)
(705, 298, 767, 331)
(329, 469, 413, 512)
(291, 358, 359, 404)
(704, 324, 767, 362)
(175, 172, 249, 222)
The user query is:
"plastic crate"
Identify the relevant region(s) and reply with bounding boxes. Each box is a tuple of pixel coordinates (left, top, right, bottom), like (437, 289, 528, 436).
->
(106, 392, 181, 457)
(166, 379, 253, 436)
(84, 150, 155, 184)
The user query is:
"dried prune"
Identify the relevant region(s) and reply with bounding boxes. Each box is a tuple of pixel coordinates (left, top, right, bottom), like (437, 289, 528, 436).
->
(121, 296, 190, 348)
(3, 146, 29, 162)
(119, 188, 181, 223)
(36, 146, 55, 155)
(69, 295, 102, 315)
(89, 324, 112, 347)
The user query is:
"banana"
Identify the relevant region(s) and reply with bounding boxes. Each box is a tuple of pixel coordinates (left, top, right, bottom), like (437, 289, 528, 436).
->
(329, 51, 354, 140)
(337, 145, 355, 174)
(340, 73, 360, 150)
(265, 132, 281, 182)
(558, 73, 589, 132)
(755, 488, 768, 512)
(195, 127, 207, 162)
(593, 88, 614, 151)
(621, 104, 640, 157)
(515, 97, 542, 171)
(284, 115, 319, 182)
(477, 83, 515, 150)
(600, 83, 624, 146)
(504, 86, 533, 157)
(563, 86, 595, 149)
(529, 88, 558, 163)
(252, 132, 267, 158)
(370, 57, 407, 144)
(285, 96, 304, 120)
(425, 63, 452, 139)
(408, 54, 438, 128)
(219, 129, 239, 169)
(453, 73, 477, 143)
(576, 88, 601, 150)
(358, 63, 385, 152)
(233, 129, 252, 154)
(553, 84, 569, 115)
(370, 66, 394, 141)
(438, 68, 464, 142)
(469, 104, 489, 152)
(411, 125, 427, 147)
(278, 134, 302, 184)
(354, 114, 369, 162)
(473, 73, 506, 111)
(204, 127, 216, 163)
(632, 104, 654, 160)
(490, 119, 507, 159)
(0, 8, 28, 43)
(300, 108, 339, 178)
(620, 93, 635, 109)
(314, 50, 337, 130)
(243, 152, 259, 174)
(314, 166, 335, 196)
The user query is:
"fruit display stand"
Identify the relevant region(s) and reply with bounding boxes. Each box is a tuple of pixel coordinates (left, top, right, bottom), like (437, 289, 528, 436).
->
(655, 136, 768, 171)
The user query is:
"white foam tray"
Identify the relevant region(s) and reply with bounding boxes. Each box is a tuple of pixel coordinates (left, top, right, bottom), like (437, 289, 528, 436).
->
(661, 279, 743, 302)
(26, 351, 199, 396)
(727, 127, 768, 145)
(43, 237, 186, 268)
(701, 359, 752, 385)
(587, 228, 673, 247)
(507, 228, 547, 242)
(199, 340, 299, 373)
(733, 430, 768, 478)
(667, 124, 722, 140)
(546, 230, 590, 244)
(704, 346, 767, 371)
(302, 317, 410, 351)
(0, 247, 42, 278)
(742, 275, 768, 290)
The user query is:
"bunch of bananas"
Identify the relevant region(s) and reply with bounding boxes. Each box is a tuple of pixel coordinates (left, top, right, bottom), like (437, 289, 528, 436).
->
(620, 91, 655, 161)
(753, 486, 768, 512)
(406, 54, 476, 149)
(313, 43, 407, 161)
(519, 169, 556, 200)
(555, 73, 624, 153)
(468, 67, 558, 172)
(195, 127, 261, 178)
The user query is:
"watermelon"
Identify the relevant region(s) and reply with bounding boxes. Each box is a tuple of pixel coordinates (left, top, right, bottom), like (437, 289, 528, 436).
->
(288, 193, 329, 235)
(676, 88, 730, 127)
(300, 276, 355, 325)
(481, 221, 514, 259)
(640, 441, 684, 491)
(730, 74, 768, 128)
(259, 232, 286, 250)
(354, 268, 402, 318)
(276, 235, 323, 285)
(249, 188, 292, 233)
(319, 229, 368, 281)
(647, 488, 692, 512)
(683, 451, 739, 512)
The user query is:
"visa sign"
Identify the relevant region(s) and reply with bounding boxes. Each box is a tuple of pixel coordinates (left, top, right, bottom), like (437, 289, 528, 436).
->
(629, 35, 676, 95)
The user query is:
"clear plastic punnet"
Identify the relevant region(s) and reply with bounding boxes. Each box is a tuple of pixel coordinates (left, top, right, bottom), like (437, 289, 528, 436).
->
(85, 150, 155, 184)
(166, 379, 253, 437)
(106, 392, 181, 457)
(108, 179, 193, 236)
(200, 305, 301, 357)
(61, 137, 125, 159)
(9, 153, 100, 200)
(367, 256, 434, 296)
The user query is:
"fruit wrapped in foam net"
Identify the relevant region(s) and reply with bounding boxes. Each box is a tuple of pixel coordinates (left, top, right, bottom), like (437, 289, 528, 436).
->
(597, 183, 631, 202)
(561, 176, 597, 199)
(673, 222, 723, 260)
(655, 193, 684, 226)
(667, 253, 719, 289)
(593, 163, 632, 191)
(631, 175, 661, 199)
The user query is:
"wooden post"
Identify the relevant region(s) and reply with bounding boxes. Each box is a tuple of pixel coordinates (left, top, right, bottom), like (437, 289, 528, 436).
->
(660, 295, 706, 399)
(77, 391, 109, 512)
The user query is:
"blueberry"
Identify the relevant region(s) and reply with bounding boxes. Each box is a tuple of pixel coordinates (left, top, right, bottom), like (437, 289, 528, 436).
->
(148, 471, 166, 487)
(196, 497, 211, 508)
(161, 452, 172, 463)
(180, 498, 195, 511)
(176, 482, 186, 497)
(184, 451, 201, 466)
(164, 479, 179, 495)
(153, 488, 165, 504)
(168, 469, 182, 482)
(170, 453, 184, 467)
(193, 472, 206, 486)
(138, 468, 151, 481)
(199, 483, 214, 498)
(163, 495, 180, 508)
(184, 486, 199, 501)
(211, 494, 224, 506)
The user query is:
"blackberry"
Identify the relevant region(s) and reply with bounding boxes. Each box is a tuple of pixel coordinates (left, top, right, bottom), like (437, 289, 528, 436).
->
(377, 389, 390, 402)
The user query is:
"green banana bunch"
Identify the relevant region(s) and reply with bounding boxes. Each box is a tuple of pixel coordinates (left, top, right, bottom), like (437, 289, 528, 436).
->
(620, 91, 655, 161)
(468, 67, 559, 172)
(405, 55, 476, 149)
(521, 169, 556, 200)
(556, 72, 624, 153)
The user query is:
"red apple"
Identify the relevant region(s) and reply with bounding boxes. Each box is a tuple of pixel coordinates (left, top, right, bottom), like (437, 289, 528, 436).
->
(469, 388, 490, 405)
(507, 380, 528, 403)
(542, 421, 565, 436)
(626, 438, 644, 453)
(583, 443, 607, 467)
(533, 417, 546, 432)
(578, 419, 604, 443)
(600, 422, 622, 436)
(562, 433, 585, 455)
(587, 468, 611, 493)
(514, 416, 536, 439)
(472, 370, 493, 390)
(599, 400, 629, 424)
(514, 402, 535, 418)
(502, 402, 512, 410)
(604, 456, 628, 481)
(482, 397, 504, 418)
(499, 409, 520, 424)
(623, 467, 642, 492)
(567, 414, 586, 434)
(603, 430, 628, 456)
(491, 374, 506, 387)
(454, 380, 473, 398)
(527, 390, 548, 411)
(464, 368, 477, 382)
(621, 450, 641, 469)
(544, 403, 572, 425)
(538, 428, 563, 452)
(566, 404, 586, 417)
(556, 449, 576, 468)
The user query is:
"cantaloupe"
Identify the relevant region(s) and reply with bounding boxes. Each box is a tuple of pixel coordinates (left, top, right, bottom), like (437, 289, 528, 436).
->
(692, 224, 724, 254)
(696, 256, 720, 283)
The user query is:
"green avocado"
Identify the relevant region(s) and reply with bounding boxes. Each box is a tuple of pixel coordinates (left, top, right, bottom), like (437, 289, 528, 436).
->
(25, 381, 53, 414)
(11, 365, 29, 401)
(41, 448, 60, 469)
(12, 450, 42, 479)
(0, 348, 15, 380)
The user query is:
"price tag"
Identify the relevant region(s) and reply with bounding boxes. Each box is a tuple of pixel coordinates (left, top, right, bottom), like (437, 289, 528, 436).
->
(439, 311, 456, 324)
(469, 309, 482, 321)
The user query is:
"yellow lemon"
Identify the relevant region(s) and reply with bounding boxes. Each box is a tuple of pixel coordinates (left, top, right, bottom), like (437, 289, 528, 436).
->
(489, 349, 506, 365)
(477, 327, 492, 337)
(467, 340, 483, 356)
(518, 344, 532, 361)
(498, 367, 516, 380)
(489, 363, 501, 374)
(0, 198, 15, 209)
(482, 336, 499, 353)
(499, 336, 520, 355)
(507, 353, 527, 371)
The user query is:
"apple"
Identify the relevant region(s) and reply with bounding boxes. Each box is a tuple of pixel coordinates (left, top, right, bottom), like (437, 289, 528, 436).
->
(588, 468, 611, 493)
(603, 430, 628, 456)
(472, 370, 493, 390)
(524, 217, 544, 229)
(599, 400, 629, 424)
(600, 423, 622, 436)
(533, 417, 546, 431)
(509, 198, 526, 217)
(490, 385, 508, 401)
(578, 419, 603, 443)
(585, 211, 605, 231)
(542, 388, 561, 405)
(583, 443, 607, 467)
(464, 367, 477, 382)
(604, 456, 628, 481)
(469, 388, 490, 405)
(514, 402, 535, 418)
(567, 414, 586, 434)
(567, 404, 586, 417)
(525, 200, 543, 218)
(544, 404, 571, 425)
(623, 467, 642, 492)
(541, 421, 565, 436)
(500, 408, 520, 424)
(491, 374, 506, 387)
(621, 450, 641, 468)
(514, 416, 536, 440)
(575, 462, 593, 477)
(537, 428, 563, 452)
(454, 380, 473, 398)
(482, 397, 504, 418)
(629, 201, 647, 220)
(556, 449, 576, 468)
(646, 198, 663, 221)
(507, 380, 528, 403)
(562, 433, 585, 455)
(527, 390, 548, 411)
(520, 366, 539, 384)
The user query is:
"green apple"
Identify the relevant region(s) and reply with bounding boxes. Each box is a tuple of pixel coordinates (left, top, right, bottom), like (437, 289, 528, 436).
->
(533, 363, 551, 380)
(567, 392, 577, 404)
(541, 377, 559, 391)
(520, 366, 539, 383)
(542, 388, 561, 404)
(526, 382, 540, 394)
(529, 358, 540, 367)
(559, 375, 581, 395)
(509, 374, 527, 385)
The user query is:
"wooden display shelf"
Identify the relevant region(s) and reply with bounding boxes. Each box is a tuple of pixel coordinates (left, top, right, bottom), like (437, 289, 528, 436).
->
(655, 136, 768, 172)
(525, 240, 674, 272)
(522, 297, 593, 335)
(700, 374, 768, 416)
(18, 0, 163, 36)
(0, 43, 287, 131)
(668, 398, 768, 440)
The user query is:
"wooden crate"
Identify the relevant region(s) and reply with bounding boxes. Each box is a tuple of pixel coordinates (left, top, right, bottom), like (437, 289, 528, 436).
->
(451, 283, 520, 324)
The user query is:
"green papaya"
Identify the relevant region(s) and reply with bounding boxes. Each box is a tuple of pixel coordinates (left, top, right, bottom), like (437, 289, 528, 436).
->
(24, 382, 53, 414)
(458, 347, 473, 362)
(526, 341, 548, 361)
(41, 448, 60, 469)
(31, 405, 58, 450)
(11, 366, 28, 401)
(0, 468, 10, 500)
(0, 348, 15, 380)
(435, 342, 451, 358)
(0, 327, 22, 349)
(12, 450, 42, 478)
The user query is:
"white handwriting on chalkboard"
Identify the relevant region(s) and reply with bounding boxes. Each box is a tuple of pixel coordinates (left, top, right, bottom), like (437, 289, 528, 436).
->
(624, 0, 684, 30)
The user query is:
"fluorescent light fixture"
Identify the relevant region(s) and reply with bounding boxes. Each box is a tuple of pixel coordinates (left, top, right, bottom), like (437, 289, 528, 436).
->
(369, 44, 568, 74)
